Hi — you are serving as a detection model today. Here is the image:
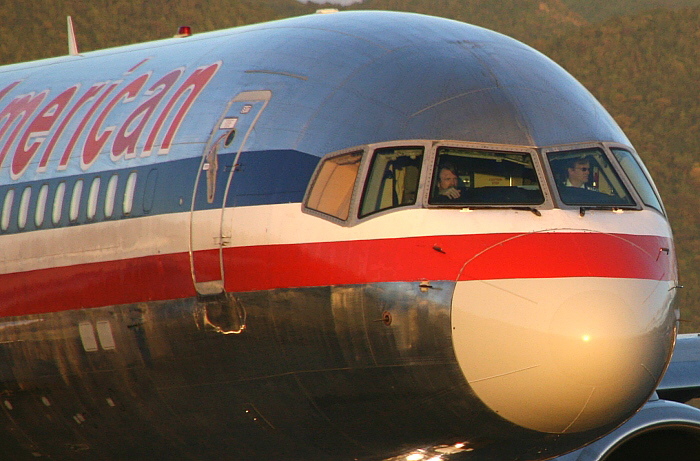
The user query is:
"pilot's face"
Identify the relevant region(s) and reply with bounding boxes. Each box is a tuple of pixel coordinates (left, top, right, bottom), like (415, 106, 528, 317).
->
(439, 169, 458, 191)
(568, 162, 590, 186)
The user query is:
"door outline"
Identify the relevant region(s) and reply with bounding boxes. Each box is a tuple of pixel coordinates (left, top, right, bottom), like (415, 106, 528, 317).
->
(190, 90, 272, 295)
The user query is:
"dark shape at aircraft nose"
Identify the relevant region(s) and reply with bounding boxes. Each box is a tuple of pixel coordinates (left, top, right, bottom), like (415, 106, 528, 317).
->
(450, 233, 676, 433)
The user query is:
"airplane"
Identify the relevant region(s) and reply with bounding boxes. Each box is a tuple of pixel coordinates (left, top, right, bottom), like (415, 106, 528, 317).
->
(0, 8, 699, 461)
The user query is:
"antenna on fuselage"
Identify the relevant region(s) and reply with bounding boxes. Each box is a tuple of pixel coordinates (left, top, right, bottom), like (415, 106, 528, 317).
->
(67, 16, 79, 56)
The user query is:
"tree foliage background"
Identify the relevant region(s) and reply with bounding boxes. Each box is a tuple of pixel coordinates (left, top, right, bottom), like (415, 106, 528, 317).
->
(1, 0, 698, 330)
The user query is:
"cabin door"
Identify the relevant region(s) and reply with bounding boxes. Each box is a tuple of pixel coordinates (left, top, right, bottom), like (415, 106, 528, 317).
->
(190, 90, 272, 296)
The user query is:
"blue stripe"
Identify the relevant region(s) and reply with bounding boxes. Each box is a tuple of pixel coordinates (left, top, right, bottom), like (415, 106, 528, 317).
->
(0, 150, 318, 235)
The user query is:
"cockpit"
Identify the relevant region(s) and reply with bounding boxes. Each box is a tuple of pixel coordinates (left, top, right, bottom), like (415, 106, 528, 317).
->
(429, 148, 543, 206)
(302, 141, 665, 224)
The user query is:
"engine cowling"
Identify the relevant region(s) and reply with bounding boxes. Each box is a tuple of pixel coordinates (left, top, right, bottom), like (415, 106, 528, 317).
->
(553, 397, 700, 461)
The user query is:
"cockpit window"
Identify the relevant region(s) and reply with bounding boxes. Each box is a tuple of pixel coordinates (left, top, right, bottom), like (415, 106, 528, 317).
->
(612, 148, 664, 213)
(305, 151, 362, 221)
(428, 148, 544, 205)
(547, 148, 635, 207)
(359, 147, 423, 217)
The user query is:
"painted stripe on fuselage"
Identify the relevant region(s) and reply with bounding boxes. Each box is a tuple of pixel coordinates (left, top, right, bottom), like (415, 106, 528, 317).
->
(0, 225, 672, 317)
(0, 150, 318, 235)
(0, 141, 674, 318)
(1, 202, 672, 272)
(220, 232, 672, 292)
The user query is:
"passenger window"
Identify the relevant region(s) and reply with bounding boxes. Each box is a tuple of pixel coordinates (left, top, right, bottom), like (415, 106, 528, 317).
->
(360, 147, 423, 217)
(70, 180, 83, 222)
(53, 182, 66, 225)
(18, 187, 31, 230)
(105, 174, 118, 218)
(123, 172, 137, 215)
(429, 148, 543, 205)
(548, 149, 635, 207)
(612, 148, 663, 213)
(305, 151, 362, 221)
(143, 169, 158, 213)
(87, 177, 101, 220)
(35, 184, 48, 228)
(2, 189, 14, 231)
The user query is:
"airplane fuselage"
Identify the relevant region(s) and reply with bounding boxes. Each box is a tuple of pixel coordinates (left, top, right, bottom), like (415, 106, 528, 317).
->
(0, 11, 679, 460)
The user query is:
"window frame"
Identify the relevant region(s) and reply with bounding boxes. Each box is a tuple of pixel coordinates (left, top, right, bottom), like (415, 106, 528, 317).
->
(358, 145, 425, 219)
(52, 182, 66, 226)
(424, 142, 552, 210)
(303, 140, 433, 226)
(123, 171, 138, 216)
(17, 186, 32, 230)
(35, 184, 49, 228)
(305, 140, 659, 225)
(541, 142, 642, 211)
(302, 148, 365, 224)
(1, 188, 15, 232)
(104, 174, 119, 219)
(69, 179, 84, 223)
(606, 143, 666, 215)
(86, 176, 101, 221)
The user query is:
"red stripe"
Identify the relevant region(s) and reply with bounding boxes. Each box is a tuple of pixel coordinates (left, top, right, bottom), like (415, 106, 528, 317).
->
(0, 253, 194, 318)
(0, 233, 673, 318)
(224, 233, 672, 292)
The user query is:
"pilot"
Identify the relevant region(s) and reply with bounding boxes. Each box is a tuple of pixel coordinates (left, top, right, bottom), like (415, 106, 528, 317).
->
(565, 158, 592, 188)
(434, 164, 467, 201)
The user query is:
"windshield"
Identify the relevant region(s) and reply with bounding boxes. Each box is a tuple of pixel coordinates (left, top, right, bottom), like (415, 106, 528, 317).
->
(612, 148, 663, 213)
(359, 147, 424, 218)
(547, 148, 635, 207)
(428, 147, 544, 206)
(305, 151, 362, 221)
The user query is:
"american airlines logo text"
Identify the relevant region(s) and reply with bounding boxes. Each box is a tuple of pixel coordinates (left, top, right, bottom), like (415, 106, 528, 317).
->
(0, 61, 221, 181)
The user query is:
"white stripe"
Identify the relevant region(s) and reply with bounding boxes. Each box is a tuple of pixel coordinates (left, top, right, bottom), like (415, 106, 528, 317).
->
(0, 203, 672, 274)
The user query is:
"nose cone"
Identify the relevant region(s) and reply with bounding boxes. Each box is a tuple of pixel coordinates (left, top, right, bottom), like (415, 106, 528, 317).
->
(451, 237, 676, 433)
